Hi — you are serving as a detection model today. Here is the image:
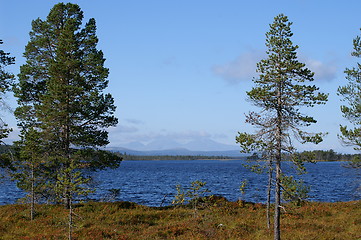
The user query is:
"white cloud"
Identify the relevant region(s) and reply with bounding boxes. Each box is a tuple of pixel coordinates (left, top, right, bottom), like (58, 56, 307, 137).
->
(108, 129, 213, 146)
(213, 50, 338, 83)
(108, 129, 239, 151)
(166, 130, 211, 140)
(304, 58, 337, 81)
(109, 124, 138, 134)
(212, 50, 264, 84)
(134, 130, 212, 144)
(125, 118, 144, 125)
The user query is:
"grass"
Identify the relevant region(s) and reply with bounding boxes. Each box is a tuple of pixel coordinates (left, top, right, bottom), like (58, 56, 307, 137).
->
(0, 197, 360, 239)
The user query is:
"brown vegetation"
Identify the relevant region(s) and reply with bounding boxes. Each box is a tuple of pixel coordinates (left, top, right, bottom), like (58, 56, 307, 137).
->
(0, 198, 359, 239)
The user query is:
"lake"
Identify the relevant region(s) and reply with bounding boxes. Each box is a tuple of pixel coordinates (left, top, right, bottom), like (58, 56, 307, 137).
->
(1, 160, 360, 206)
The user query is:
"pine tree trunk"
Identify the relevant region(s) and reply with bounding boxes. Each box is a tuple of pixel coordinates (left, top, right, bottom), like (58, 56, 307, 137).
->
(64, 120, 71, 210)
(274, 82, 282, 240)
(267, 160, 272, 229)
(31, 163, 35, 221)
(68, 198, 73, 240)
(65, 188, 71, 209)
(274, 156, 281, 240)
(64, 164, 71, 209)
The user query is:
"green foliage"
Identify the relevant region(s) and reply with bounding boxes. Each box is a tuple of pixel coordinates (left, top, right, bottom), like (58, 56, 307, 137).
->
(289, 149, 358, 162)
(0, 145, 14, 174)
(172, 184, 187, 206)
(0, 39, 13, 65)
(239, 180, 248, 195)
(0, 39, 15, 178)
(280, 174, 310, 205)
(172, 180, 211, 209)
(338, 28, 361, 158)
(346, 155, 361, 168)
(243, 162, 265, 174)
(240, 14, 328, 153)
(187, 180, 211, 208)
(0, 40, 14, 160)
(0, 39, 14, 96)
(236, 132, 266, 154)
(54, 161, 93, 204)
(101, 188, 121, 202)
(12, 2, 121, 209)
(11, 128, 51, 216)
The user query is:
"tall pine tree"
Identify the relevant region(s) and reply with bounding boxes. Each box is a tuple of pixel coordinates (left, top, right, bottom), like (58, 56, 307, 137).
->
(13, 3, 121, 211)
(338, 29, 361, 168)
(236, 14, 328, 240)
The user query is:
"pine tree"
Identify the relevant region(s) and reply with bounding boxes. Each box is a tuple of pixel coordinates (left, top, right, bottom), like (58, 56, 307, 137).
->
(13, 3, 121, 212)
(0, 40, 14, 145)
(12, 128, 47, 220)
(338, 29, 361, 168)
(0, 40, 14, 175)
(236, 14, 328, 240)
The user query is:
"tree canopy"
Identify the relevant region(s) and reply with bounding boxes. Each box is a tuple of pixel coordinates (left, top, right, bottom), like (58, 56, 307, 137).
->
(12, 3, 121, 210)
(338, 29, 361, 168)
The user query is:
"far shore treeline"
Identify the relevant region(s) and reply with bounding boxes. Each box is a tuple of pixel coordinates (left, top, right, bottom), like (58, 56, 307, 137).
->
(1, 144, 359, 161)
(117, 149, 360, 161)
(0, 143, 359, 161)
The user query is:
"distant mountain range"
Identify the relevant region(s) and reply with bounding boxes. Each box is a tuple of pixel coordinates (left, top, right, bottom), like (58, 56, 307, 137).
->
(119, 138, 240, 151)
(106, 138, 246, 157)
(107, 147, 245, 157)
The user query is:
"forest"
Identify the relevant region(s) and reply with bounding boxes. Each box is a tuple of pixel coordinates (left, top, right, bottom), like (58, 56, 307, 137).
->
(117, 149, 360, 161)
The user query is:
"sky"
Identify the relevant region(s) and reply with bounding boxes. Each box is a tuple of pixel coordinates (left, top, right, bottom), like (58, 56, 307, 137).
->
(1, 0, 361, 153)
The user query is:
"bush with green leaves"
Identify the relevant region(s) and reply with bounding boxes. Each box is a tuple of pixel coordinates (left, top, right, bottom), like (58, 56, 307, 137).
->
(172, 180, 211, 210)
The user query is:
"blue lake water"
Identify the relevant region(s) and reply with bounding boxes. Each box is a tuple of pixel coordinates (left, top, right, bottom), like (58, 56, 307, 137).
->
(1, 160, 360, 206)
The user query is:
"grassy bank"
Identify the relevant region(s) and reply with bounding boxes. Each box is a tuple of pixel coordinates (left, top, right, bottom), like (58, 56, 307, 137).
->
(0, 199, 360, 239)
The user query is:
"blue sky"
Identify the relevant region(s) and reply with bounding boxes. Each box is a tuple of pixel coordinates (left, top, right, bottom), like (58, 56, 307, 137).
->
(1, 0, 361, 152)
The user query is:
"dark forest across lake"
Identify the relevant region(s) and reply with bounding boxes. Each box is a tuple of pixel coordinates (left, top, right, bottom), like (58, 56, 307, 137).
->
(1, 160, 360, 206)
